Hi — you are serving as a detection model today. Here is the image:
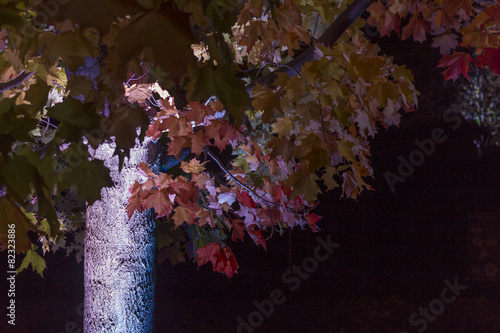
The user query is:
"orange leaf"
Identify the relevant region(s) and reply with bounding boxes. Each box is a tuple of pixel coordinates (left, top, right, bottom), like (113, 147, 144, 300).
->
(172, 205, 197, 228)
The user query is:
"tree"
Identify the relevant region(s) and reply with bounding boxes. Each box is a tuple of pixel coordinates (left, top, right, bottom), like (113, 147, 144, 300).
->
(0, 0, 498, 331)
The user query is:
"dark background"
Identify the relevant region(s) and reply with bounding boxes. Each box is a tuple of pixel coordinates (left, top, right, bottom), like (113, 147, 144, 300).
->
(1, 35, 499, 333)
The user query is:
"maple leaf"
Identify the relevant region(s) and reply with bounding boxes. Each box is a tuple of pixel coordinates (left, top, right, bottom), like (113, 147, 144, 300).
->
(237, 191, 257, 208)
(116, 5, 194, 83)
(17, 244, 47, 277)
(185, 62, 250, 107)
(48, 97, 101, 143)
(475, 48, 500, 76)
(431, 34, 459, 55)
(0, 199, 37, 253)
(50, 0, 141, 36)
(39, 31, 95, 72)
(401, 14, 430, 42)
(367, 2, 400, 37)
(305, 212, 322, 232)
(196, 208, 215, 227)
(126, 190, 144, 218)
(180, 159, 206, 173)
(186, 130, 207, 156)
(162, 115, 191, 137)
(124, 83, 152, 104)
(58, 152, 113, 204)
(172, 205, 198, 228)
(195, 242, 219, 266)
(143, 189, 173, 218)
(195, 242, 239, 278)
(231, 219, 246, 242)
(341, 170, 361, 199)
(247, 224, 267, 251)
(251, 84, 283, 123)
(185, 101, 216, 124)
(437, 51, 474, 82)
(433, 9, 452, 29)
(380, 11, 401, 37)
(157, 246, 186, 265)
(104, 104, 150, 153)
(288, 172, 321, 204)
(137, 162, 156, 179)
(268, 136, 294, 161)
(444, 0, 474, 16)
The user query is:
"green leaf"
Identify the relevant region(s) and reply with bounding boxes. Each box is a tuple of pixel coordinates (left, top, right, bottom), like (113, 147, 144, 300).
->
(104, 104, 149, 154)
(17, 244, 47, 277)
(186, 62, 251, 107)
(24, 79, 49, 109)
(50, 0, 141, 36)
(0, 98, 38, 141)
(48, 97, 101, 143)
(39, 31, 95, 72)
(116, 5, 194, 83)
(59, 157, 113, 204)
(0, 3, 23, 28)
(0, 198, 37, 253)
(288, 171, 321, 203)
(0, 154, 37, 199)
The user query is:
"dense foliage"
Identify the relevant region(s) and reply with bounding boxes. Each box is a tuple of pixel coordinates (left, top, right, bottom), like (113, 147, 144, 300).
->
(0, 0, 498, 277)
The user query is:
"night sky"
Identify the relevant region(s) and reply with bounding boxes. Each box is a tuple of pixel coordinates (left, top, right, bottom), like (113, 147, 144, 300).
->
(1, 35, 499, 333)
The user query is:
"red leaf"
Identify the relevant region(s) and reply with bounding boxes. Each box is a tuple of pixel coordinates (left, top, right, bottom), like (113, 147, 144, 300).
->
(306, 213, 322, 233)
(380, 11, 401, 37)
(238, 190, 256, 208)
(437, 51, 473, 82)
(476, 48, 500, 76)
(185, 101, 216, 124)
(195, 242, 219, 266)
(247, 224, 267, 251)
(195, 242, 239, 278)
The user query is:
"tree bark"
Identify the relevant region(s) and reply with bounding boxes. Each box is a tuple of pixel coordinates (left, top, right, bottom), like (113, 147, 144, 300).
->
(84, 141, 155, 333)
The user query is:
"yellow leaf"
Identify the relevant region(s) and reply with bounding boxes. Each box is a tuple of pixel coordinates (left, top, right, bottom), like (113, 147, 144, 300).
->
(180, 159, 207, 173)
(271, 117, 293, 136)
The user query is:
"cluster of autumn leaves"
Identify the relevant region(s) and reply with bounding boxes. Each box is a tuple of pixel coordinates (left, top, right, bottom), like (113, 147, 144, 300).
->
(127, 0, 500, 277)
(367, 0, 500, 81)
(1, 0, 499, 277)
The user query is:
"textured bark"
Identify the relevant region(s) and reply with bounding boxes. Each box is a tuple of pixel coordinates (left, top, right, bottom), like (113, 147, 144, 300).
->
(84, 142, 155, 333)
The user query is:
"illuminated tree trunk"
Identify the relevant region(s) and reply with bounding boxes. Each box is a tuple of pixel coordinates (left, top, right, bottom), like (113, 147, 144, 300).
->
(84, 142, 155, 332)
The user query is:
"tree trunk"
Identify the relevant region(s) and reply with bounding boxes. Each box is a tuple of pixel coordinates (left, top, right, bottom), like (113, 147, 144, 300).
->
(84, 142, 155, 332)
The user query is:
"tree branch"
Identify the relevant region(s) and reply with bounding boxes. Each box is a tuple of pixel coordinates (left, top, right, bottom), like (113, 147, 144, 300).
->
(247, 0, 376, 93)
(0, 71, 35, 94)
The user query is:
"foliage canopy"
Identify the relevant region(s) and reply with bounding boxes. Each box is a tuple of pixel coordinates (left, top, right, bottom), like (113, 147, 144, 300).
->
(0, 0, 498, 277)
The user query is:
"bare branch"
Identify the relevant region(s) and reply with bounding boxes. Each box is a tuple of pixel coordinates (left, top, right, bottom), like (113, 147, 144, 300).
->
(0, 71, 35, 94)
(247, 0, 376, 92)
